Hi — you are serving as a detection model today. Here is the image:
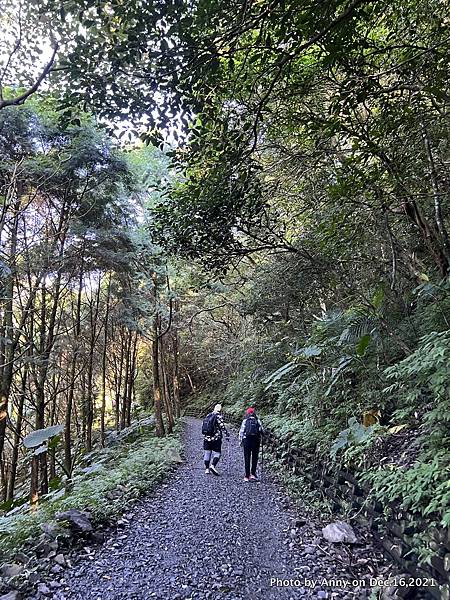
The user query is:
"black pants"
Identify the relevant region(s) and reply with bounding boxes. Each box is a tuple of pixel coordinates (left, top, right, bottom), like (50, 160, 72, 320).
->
(243, 437, 260, 478)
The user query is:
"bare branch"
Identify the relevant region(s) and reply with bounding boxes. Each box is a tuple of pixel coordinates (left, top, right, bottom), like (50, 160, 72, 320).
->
(0, 45, 58, 110)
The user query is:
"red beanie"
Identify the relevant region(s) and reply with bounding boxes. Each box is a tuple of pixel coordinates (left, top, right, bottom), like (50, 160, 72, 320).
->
(246, 407, 255, 415)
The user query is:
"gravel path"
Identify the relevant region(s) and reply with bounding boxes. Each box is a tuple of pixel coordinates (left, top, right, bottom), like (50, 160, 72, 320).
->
(53, 418, 387, 600)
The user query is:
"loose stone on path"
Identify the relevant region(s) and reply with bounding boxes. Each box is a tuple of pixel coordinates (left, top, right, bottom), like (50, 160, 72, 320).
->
(41, 418, 388, 600)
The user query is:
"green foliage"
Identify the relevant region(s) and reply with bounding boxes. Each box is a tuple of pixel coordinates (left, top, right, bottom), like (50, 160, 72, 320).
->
(266, 451, 332, 515)
(362, 451, 450, 532)
(352, 328, 450, 535)
(263, 361, 299, 390)
(412, 280, 450, 336)
(263, 413, 333, 455)
(330, 417, 381, 463)
(22, 425, 64, 450)
(0, 429, 181, 560)
(182, 390, 217, 416)
(385, 329, 450, 451)
(356, 334, 371, 357)
(190, 271, 450, 554)
(6, 0, 445, 569)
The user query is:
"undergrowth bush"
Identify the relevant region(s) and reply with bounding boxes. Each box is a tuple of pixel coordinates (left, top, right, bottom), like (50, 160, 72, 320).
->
(360, 329, 450, 533)
(191, 279, 450, 563)
(0, 429, 181, 560)
(266, 452, 333, 515)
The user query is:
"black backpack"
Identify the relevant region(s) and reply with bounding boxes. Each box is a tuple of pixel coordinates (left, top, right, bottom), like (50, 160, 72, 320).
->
(202, 412, 218, 436)
(244, 416, 260, 437)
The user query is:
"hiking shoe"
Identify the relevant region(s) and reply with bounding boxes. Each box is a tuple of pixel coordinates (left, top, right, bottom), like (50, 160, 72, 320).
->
(250, 475, 259, 481)
(205, 468, 210, 474)
(243, 477, 250, 482)
(209, 465, 220, 476)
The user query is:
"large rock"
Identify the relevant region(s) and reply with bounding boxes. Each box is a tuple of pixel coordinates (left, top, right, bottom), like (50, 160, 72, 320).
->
(0, 564, 23, 578)
(165, 448, 183, 464)
(37, 583, 51, 596)
(322, 521, 357, 544)
(53, 554, 66, 567)
(40, 522, 60, 539)
(0, 592, 21, 600)
(55, 509, 92, 533)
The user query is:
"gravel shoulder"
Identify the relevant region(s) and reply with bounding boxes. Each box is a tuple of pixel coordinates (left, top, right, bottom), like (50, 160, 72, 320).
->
(50, 418, 388, 600)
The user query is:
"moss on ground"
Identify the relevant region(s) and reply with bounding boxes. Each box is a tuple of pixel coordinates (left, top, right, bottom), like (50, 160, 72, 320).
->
(0, 426, 182, 561)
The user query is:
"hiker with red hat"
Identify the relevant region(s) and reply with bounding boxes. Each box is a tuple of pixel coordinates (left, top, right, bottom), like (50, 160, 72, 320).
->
(239, 407, 264, 482)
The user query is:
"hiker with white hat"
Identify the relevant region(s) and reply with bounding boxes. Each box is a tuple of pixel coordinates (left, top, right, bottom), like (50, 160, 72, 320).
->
(201, 403, 229, 475)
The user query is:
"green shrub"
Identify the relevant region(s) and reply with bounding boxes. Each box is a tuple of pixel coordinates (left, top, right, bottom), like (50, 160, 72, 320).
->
(0, 430, 181, 560)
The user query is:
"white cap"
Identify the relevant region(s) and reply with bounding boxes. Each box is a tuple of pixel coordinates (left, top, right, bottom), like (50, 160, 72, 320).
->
(213, 403, 222, 413)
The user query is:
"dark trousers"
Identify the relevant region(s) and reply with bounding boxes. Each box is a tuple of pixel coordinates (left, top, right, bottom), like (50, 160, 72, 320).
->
(243, 437, 260, 477)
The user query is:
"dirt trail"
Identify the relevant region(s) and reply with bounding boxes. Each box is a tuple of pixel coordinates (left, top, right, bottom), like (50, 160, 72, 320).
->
(51, 418, 385, 600)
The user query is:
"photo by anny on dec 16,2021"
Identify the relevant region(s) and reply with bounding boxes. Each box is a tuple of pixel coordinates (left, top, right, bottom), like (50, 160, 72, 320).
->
(0, 0, 449, 598)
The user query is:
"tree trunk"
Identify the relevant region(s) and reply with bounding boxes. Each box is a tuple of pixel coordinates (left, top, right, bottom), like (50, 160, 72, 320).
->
(30, 455, 39, 507)
(126, 332, 138, 427)
(86, 277, 101, 451)
(6, 369, 27, 501)
(152, 273, 165, 437)
(422, 126, 450, 267)
(0, 200, 20, 483)
(100, 273, 112, 446)
(172, 318, 181, 419)
(65, 256, 84, 476)
(48, 374, 58, 482)
(114, 335, 125, 431)
(160, 337, 174, 433)
(121, 330, 132, 430)
(152, 315, 165, 437)
(32, 283, 48, 500)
